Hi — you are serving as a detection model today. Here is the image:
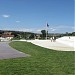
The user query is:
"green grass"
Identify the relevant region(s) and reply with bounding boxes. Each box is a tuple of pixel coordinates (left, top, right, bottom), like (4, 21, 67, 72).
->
(0, 41, 75, 75)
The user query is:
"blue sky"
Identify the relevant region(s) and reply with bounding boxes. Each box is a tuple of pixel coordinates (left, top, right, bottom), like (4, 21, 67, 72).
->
(0, 0, 74, 33)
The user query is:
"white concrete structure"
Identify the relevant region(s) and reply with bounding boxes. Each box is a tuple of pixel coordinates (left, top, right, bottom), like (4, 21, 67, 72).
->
(26, 40, 74, 51)
(56, 36, 75, 48)
(0, 37, 8, 41)
(0, 37, 13, 41)
(26, 36, 75, 51)
(12, 36, 75, 51)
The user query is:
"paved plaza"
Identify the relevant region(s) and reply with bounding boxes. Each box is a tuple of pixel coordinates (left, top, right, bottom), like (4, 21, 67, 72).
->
(0, 42, 29, 59)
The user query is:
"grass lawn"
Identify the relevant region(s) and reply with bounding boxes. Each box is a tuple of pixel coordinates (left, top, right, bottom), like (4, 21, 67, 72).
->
(0, 41, 75, 75)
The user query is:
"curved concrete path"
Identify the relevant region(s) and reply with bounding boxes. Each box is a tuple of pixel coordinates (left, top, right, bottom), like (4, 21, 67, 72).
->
(0, 42, 29, 59)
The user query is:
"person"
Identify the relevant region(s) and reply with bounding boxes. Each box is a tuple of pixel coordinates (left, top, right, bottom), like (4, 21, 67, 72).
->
(53, 36, 56, 42)
(54, 36, 56, 42)
(50, 37, 53, 42)
(52, 36, 54, 42)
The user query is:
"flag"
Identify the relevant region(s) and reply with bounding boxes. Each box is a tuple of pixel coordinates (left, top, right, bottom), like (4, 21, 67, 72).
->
(47, 23, 49, 27)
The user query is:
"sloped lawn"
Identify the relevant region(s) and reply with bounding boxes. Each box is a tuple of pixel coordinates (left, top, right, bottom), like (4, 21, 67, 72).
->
(0, 41, 74, 75)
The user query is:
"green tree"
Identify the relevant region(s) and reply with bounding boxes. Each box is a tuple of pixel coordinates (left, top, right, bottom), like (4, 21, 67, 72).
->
(41, 30, 46, 39)
(29, 33, 34, 39)
(72, 32, 75, 36)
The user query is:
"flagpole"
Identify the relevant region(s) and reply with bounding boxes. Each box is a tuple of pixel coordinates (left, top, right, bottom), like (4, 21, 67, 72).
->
(46, 22, 47, 40)
(46, 22, 49, 40)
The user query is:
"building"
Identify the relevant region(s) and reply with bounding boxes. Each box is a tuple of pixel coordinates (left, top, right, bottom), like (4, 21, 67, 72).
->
(34, 34, 41, 39)
(0, 32, 14, 41)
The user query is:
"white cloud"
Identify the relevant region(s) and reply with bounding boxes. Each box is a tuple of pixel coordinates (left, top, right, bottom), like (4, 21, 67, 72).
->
(50, 25, 74, 33)
(2, 25, 73, 33)
(2, 15, 10, 18)
(16, 21, 20, 23)
(22, 29, 33, 32)
(36, 29, 42, 32)
(1, 28, 33, 32)
(50, 28, 53, 30)
(15, 28, 33, 32)
(1, 27, 43, 33)
(51, 29, 56, 31)
(50, 28, 56, 32)
(55, 25, 74, 29)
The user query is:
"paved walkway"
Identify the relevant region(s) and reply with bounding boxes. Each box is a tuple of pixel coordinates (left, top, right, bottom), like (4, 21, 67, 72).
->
(27, 40, 75, 51)
(0, 42, 29, 59)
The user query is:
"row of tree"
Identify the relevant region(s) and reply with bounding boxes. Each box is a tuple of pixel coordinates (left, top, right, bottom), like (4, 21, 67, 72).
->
(0, 30, 35, 40)
(0, 30, 75, 40)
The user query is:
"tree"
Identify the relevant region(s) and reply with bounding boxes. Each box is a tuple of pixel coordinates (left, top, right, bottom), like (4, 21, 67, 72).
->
(29, 33, 34, 39)
(72, 32, 75, 36)
(41, 30, 46, 39)
(66, 32, 68, 36)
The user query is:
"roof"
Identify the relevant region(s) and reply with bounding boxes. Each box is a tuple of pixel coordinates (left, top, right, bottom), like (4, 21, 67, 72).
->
(1, 34, 14, 37)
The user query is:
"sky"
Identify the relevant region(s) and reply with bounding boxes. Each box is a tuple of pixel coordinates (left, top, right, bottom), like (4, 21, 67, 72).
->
(0, 0, 74, 33)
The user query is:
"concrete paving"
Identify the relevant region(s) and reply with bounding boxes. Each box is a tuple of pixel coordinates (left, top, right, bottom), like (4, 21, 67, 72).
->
(0, 42, 29, 59)
(56, 36, 75, 48)
(27, 40, 75, 51)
